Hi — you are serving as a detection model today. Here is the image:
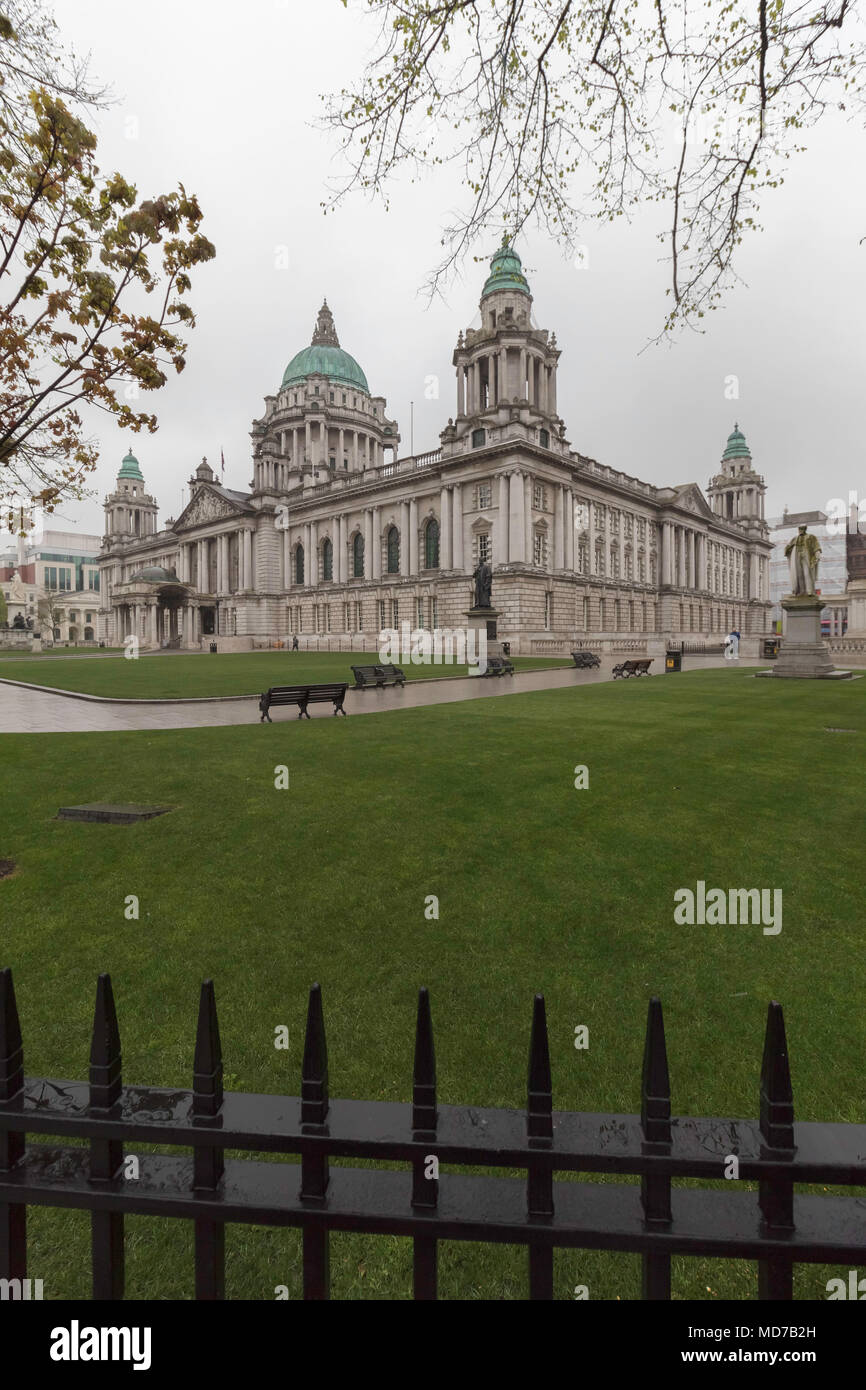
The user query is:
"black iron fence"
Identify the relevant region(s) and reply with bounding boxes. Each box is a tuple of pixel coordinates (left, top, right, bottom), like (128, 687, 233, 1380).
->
(1, 966, 864, 1301)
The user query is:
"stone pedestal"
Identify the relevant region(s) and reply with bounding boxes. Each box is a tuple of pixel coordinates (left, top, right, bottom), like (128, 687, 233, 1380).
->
(773, 596, 838, 678)
(466, 606, 502, 658)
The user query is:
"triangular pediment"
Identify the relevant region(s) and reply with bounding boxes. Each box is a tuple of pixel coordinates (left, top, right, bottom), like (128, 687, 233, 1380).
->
(175, 485, 251, 531)
(670, 484, 715, 520)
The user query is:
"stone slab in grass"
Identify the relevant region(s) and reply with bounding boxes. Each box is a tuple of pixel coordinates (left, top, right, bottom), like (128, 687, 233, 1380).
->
(56, 803, 172, 825)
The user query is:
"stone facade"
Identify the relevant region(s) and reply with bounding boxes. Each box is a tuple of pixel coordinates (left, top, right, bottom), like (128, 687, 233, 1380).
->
(98, 247, 773, 652)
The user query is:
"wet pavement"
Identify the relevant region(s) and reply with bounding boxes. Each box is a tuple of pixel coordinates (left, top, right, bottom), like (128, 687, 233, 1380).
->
(0, 655, 758, 734)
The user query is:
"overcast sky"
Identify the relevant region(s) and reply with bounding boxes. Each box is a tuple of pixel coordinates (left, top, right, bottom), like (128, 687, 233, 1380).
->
(8, 0, 866, 542)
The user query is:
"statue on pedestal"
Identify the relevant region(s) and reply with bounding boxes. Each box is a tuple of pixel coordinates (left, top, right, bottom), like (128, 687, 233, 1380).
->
(472, 560, 493, 609)
(784, 526, 821, 597)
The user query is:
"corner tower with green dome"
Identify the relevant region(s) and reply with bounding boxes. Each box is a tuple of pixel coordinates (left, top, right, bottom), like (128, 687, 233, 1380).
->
(440, 239, 567, 467)
(250, 300, 400, 491)
(706, 423, 768, 538)
(103, 447, 158, 542)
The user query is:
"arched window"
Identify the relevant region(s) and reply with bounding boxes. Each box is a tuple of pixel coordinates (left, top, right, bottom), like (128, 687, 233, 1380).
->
(425, 519, 440, 569)
(353, 532, 365, 577)
(322, 538, 333, 581)
(387, 526, 400, 574)
(295, 544, 304, 585)
(84, 626, 94, 641)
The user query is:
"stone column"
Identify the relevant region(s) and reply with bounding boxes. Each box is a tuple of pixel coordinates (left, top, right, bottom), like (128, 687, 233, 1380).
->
(440, 486, 452, 569)
(555, 486, 565, 569)
(338, 515, 347, 582)
(283, 528, 291, 588)
(498, 474, 510, 563)
(472, 361, 480, 414)
(409, 498, 419, 575)
(305, 420, 311, 465)
(549, 363, 557, 416)
(243, 529, 252, 590)
(353, 431, 359, 469)
(679, 529, 688, 589)
(338, 429, 344, 469)
(372, 506, 381, 580)
(304, 523, 313, 584)
(364, 509, 373, 580)
(524, 473, 533, 562)
(509, 471, 525, 562)
(697, 534, 707, 591)
(519, 348, 527, 400)
(321, 421, 329, 468)
(452, 485, 463, 570)
(565, 490, 575, 570)
(499, 347, 507, 402)
(661, 523, 672, 586)
(457, 364, 465, 416)
(400, 501, 410, 577)
(149, 603, 158, 649)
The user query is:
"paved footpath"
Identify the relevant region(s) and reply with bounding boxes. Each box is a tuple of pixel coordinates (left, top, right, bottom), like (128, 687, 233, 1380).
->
(0, 659, 671, 733)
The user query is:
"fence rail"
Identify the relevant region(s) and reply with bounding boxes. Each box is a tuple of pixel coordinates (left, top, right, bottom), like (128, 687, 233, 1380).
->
(0, 968, 863, 1301)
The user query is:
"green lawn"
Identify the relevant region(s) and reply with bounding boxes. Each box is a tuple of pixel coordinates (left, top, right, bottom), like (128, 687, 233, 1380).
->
(1, 668, 864, 1299)
(0, 649, 568, 698)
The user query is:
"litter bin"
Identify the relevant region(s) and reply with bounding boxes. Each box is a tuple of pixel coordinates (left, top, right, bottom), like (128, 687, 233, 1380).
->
(209, 641, 217, 653)
(665, 650, 682, 672)
(762, 638, 780, 659)
(501, 641, 511, 656)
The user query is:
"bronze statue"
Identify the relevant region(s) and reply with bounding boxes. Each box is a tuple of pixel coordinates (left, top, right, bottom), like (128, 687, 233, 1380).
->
(784, 525, 821, 597)
(473, 560, 493, 609)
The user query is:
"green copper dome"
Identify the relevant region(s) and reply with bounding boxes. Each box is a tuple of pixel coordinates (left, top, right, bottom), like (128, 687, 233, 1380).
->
(722, 424, 751, 461)
(281, 301, 369, 393)
(118, 449, 144, 481)
(481, 242, 531, 298)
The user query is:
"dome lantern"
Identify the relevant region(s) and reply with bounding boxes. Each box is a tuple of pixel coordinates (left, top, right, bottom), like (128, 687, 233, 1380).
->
(280, 302, 369, 393)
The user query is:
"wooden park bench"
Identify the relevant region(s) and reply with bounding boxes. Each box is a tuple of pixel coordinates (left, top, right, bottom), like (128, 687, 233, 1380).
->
(351, 663, 406, 689)
(571, 650, 601, 669)
(259, 683, 348, 721)
(480, 655, 515, 676)
(612, 658, 653, 679)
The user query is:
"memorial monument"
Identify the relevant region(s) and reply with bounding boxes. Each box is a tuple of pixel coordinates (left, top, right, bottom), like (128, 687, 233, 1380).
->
(772, 526, 850, 679)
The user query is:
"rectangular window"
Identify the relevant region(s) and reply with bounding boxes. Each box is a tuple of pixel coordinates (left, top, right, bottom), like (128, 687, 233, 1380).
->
(544, 592, 552, 630)
(391, 598, 399, 627)
(379, 600, 386, 631)
(624, 514, 633, 539)
(477, 483, 492, 509)
(430, 597, 438, 629)
(575, 499, 589, 531)
(343, 602, 350, 630)
(594, 503, 606, 529)
(533, 531, 547, 567)
(582, 596, 589, 630)
(476, 532, 492, 565)
(416, 597, 423, 628)
(577, 544, 588, 576)
(532, 483, 545, 511)
(610, 509, 620, 534)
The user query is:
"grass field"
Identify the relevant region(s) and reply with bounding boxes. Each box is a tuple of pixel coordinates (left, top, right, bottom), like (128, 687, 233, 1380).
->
(2, 668, 864, 1299)
(0, 649, 568, 698)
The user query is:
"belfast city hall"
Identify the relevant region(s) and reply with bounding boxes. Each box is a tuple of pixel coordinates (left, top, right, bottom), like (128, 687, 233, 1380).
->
(97, 244, 773, 653)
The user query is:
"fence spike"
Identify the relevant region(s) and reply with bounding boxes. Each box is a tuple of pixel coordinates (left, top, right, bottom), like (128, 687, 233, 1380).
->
(412, 987, 437, 1133)
(301, 982, 329, 1127)
(641, 996, 671, 1145)
(527, 993, 553, 1140)
(193, 980, 223, 1118)
(0, 967, 24, 1106)
(759, 1000, 794, 1151)
(89, 974, 121, 1112)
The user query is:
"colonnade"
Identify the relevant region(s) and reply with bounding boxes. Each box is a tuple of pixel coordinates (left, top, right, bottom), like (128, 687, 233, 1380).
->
(456, 347, 556, 416)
